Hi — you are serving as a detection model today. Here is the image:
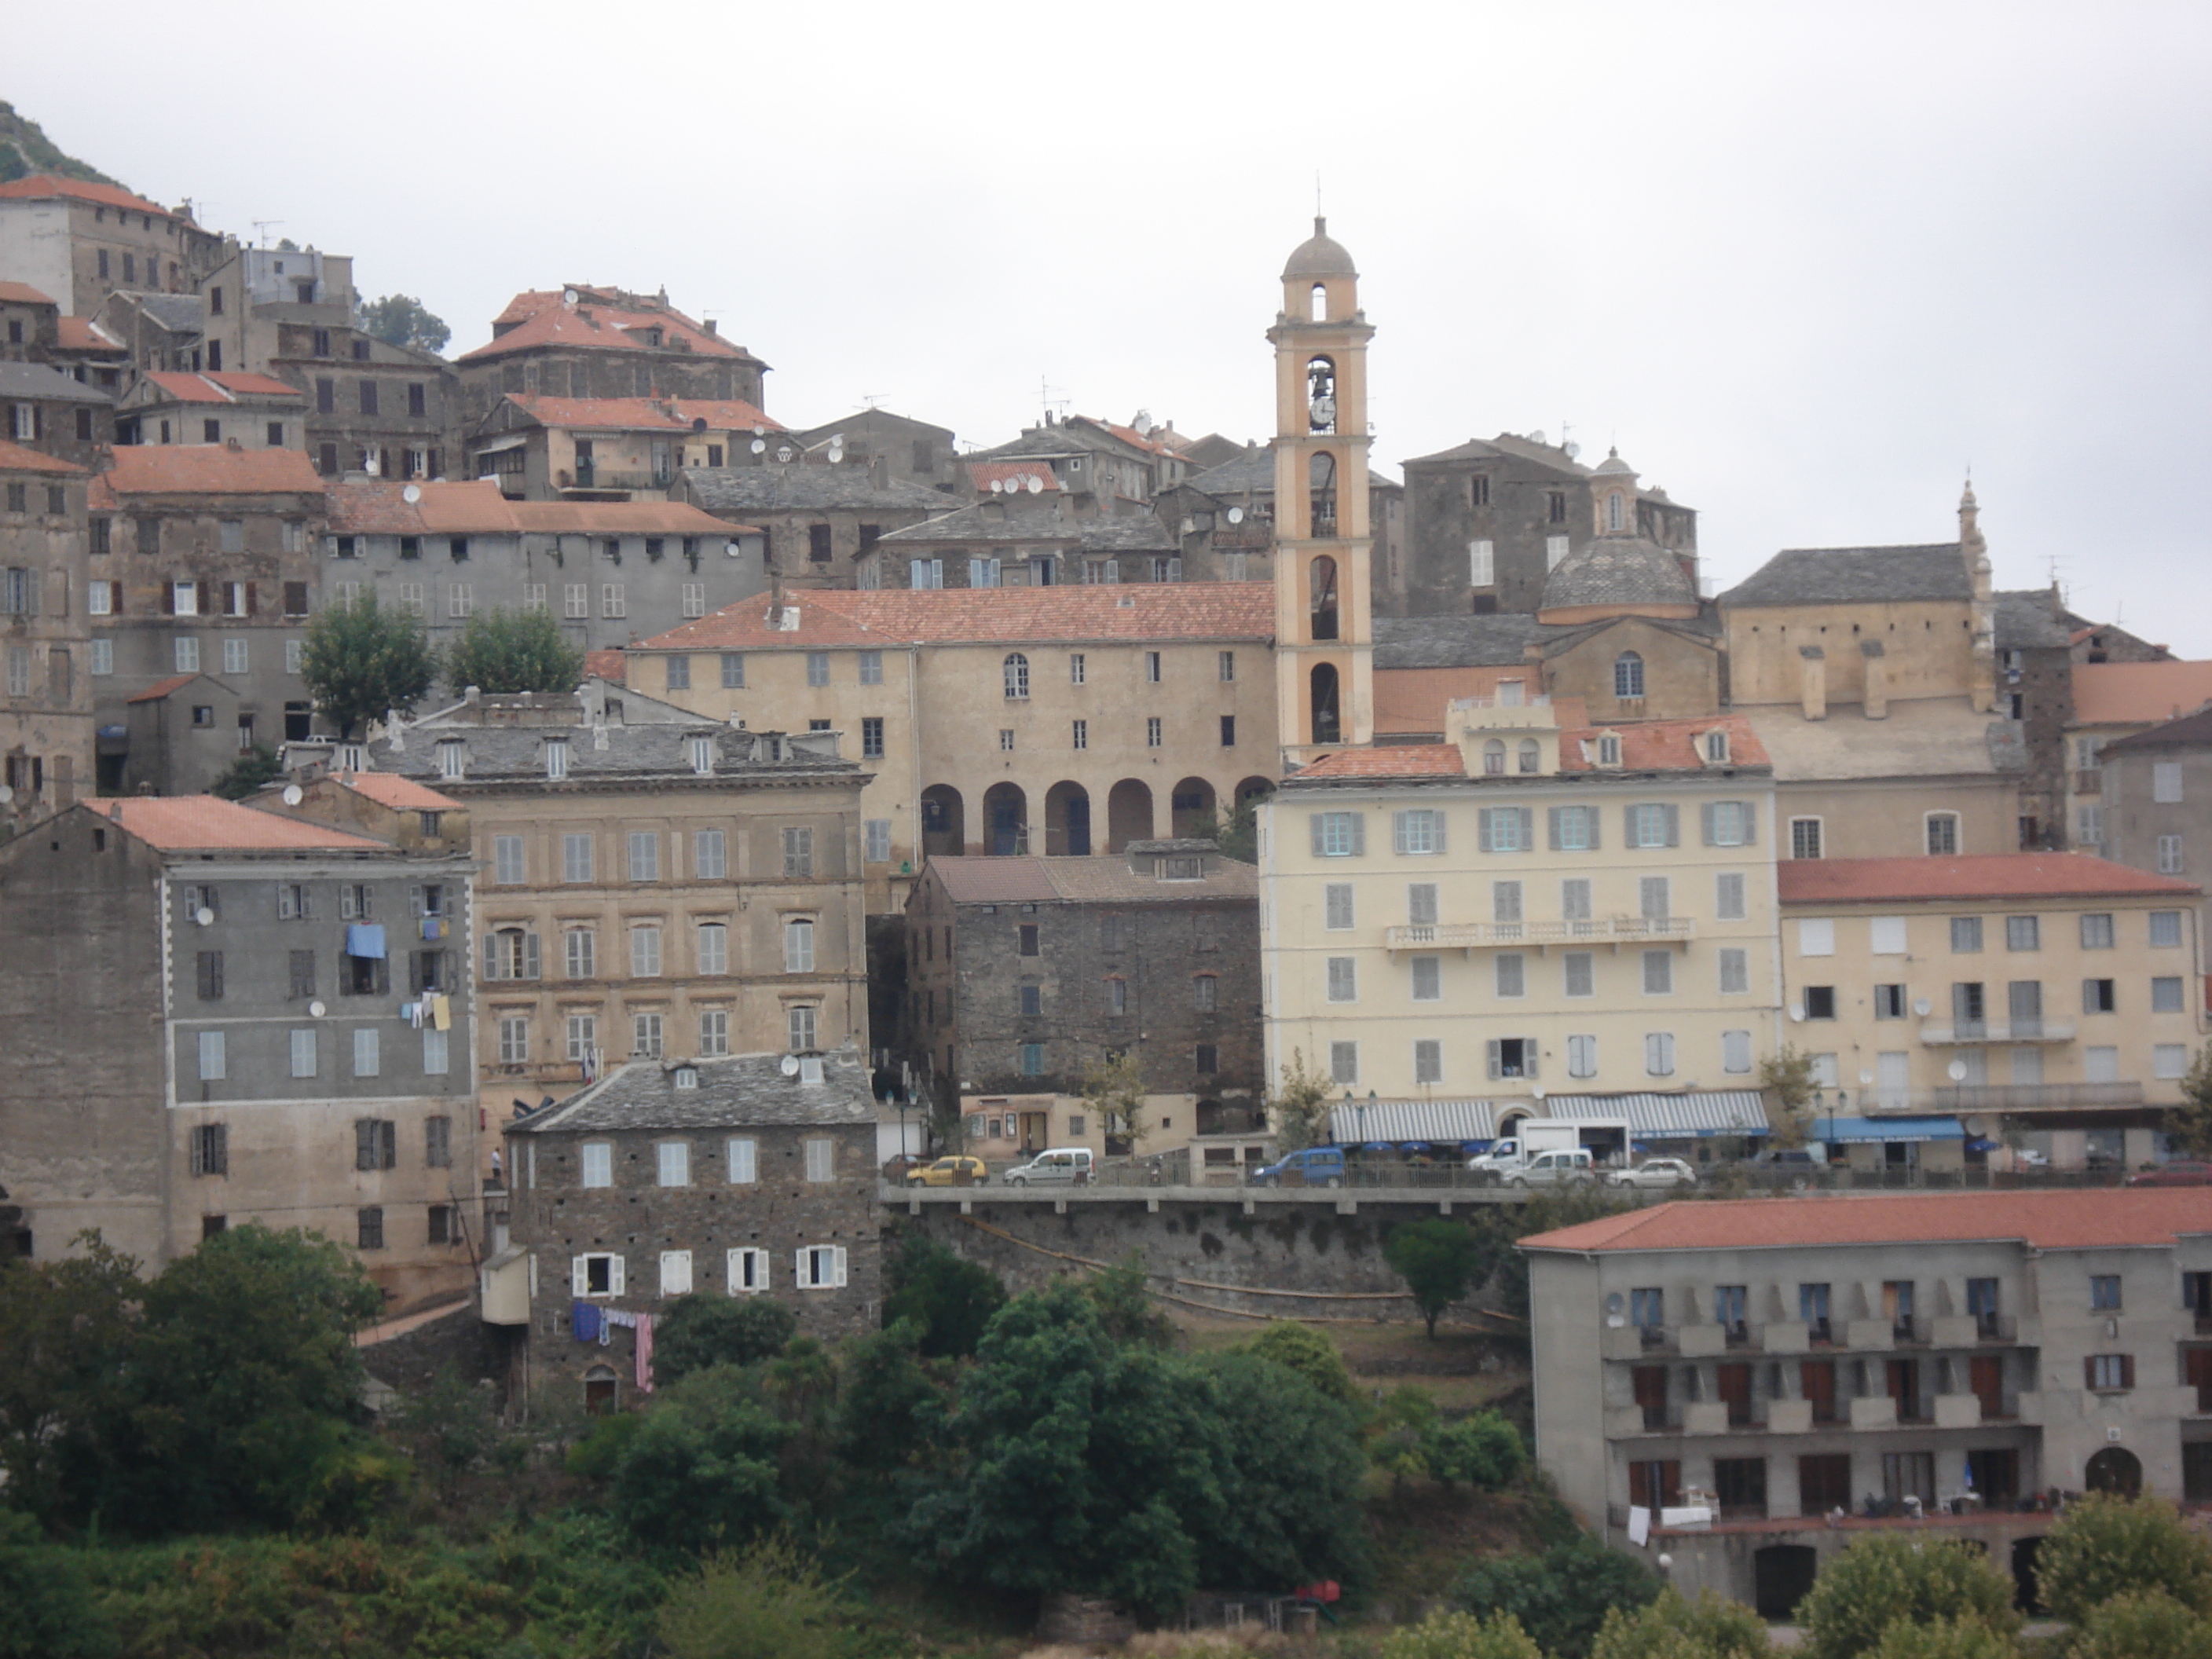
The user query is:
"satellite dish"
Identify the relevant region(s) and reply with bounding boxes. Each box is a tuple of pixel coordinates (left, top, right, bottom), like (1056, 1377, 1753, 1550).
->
(1947, 1060, 1968, 1082)
(1914, 998, 1932, 1016)
(1605, 1291, 1626, 1315)
(401, 483, 422, 504)
(750, 437, 767, 455)
(827, 447, 844, 464)
(562, 288, 580, 305)
(1025, 474, 1042, 494)
(194, 906, 214, 927)
(779, 1054, 800, 1077)
(989, 478, 1003, 493)
(0, 784, 13, 804)
(1963, 1115, 1987, 1137)
(1858, 1070, 1874, 1086)
(1789, 1005, 1805, 1022)
(1531, 1087, 1547, 1101)
(309, 999, 326, 1018)
(281, 784, 304, 806)
(723, 540, 742, 558)
(1226, 507, 1244, 525)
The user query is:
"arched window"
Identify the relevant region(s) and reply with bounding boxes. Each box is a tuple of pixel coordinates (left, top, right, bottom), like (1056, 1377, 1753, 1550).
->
(1310, 662, 1341, 745)
(1483, 739, 1506, 775)
(1518, 739, 1540, 774)
(1614, 651, 1645, 699)
(1309, 450, 1337, 538)
(1607, 490, 1625, 533)
(1309, 555, 1339, 641)
(1002, 652, 1029, 699)
(1306, 356, 1337, 434)
(1310, 282, 1328, 322)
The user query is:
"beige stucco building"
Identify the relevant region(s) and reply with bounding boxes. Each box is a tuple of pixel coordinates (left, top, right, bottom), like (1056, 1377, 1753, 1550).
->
(1261, 701, 1783, 1101)
(0, 437, 91, 824)
(1778, 852, 2206, 1171)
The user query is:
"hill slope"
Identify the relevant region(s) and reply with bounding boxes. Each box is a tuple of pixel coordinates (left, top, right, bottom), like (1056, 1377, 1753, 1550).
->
(0, 101, 119, 187)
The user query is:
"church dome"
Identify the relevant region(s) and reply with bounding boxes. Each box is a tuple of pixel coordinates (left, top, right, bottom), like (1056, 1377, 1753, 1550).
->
(1591, 446, 1635, 478)
(1540, 534, 1697, 615)
(1283, 216, 1357, 281)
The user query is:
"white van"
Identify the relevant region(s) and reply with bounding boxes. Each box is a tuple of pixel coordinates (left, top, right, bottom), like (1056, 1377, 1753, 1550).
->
(1004, 1147, 1094, 1187)
(1503, 1148, 1595, 1189)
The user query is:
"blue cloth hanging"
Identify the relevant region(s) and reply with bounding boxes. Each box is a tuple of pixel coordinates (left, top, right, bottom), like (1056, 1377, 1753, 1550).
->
(573, 1300, 601, 1342)
(345, 923, 386, 960)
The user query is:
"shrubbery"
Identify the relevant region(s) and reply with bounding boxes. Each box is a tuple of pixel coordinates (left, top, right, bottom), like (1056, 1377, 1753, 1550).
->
(1794, 1535, 2019, 1659)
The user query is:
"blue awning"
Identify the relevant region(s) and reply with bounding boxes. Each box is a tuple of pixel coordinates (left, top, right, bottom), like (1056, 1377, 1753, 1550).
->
(1818, 1115, 1964, 1144)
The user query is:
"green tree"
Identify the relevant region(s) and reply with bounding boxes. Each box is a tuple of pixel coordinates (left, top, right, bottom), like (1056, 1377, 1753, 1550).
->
(209, 741, 284, 800)
(442, 605, 588, 697)
(1084, 1256, 1175, 1348)
(881, 1236, 1005, 1360)
(1268, 1048, 1335, 1152)
(0, 1509, 115, 1659)
(1079, 1051, 1150, 1152)
(359, 293, 452, 354)
(1419, 1409, 1525, 1490)
(389, 1363, 501, 1494)
(1386, 1218, 1485, 1338)
(2162, 1045, 2212, 1159)
(656, 1536, 854, 1659)
(1198, 791, 1262, 863)
(1591, 1587, 1771, 1659)
(1794, 1535, 2019, 1659)
(654, 1295, 797, 1386)
(2035, 1492, 2212, 1623)
(1193, 1350, 1368, 1593)
(0, 1237, 140, 1527)
(1866, 1618, 2019, 1659)
(1760, 1045, 1819, 1148)
(833, 1318, 944, 1477)
(1451, 1535, 1663, 1659)
(300, 591, 436, 740)
(1245, 1320, 1358, 1405)
(2071, 1590, 2212, 1659)
(1382, 1609, 1547, 1659)
(606, 1368, 793, 1552)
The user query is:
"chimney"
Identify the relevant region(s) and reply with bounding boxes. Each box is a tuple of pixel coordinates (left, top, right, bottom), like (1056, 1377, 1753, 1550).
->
(701, 319, 717, 335)
(1860, 640, 1888, 720)
(1799, 646, 1827, 721)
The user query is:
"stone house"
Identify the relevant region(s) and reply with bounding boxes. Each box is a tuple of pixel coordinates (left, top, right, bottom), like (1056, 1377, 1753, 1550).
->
(964, 414, 1192, 507)
(1522, 1188, 2212, 1615)
(116, 370, 306, 452)
(0, 359, 113, 467)
(492, 1049, 881, 1411)
(906, 841, 1263, 1155)
(789, 408, 961, 494)
(675, 463, 953, 591)
(871, 493, 1183, 591)
(2096, 705, 2212, 941)
(0, 794, 482, 1309)
(2064, 659, 2212, 856)
(1777, 852, 2204, 1171)
(0, 176, 222, 318)
(0, 437, 92, 819)
(86, 444, 326, 793)
(91, 289, 203, 375)
(470, 394, 782, 502)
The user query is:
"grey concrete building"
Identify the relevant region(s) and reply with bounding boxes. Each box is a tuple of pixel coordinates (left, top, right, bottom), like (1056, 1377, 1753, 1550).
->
(2098, 705, 2212, 939)
(92, 288, 204, 374)
(0, 794, 481, 1309)
(1522, 1188, 2212, 1616)
(905, 842, 1263, 1149)
(490, 1048, 881, 1411)
(870, 493, 1181, 591)
(675, 464, 953, 591)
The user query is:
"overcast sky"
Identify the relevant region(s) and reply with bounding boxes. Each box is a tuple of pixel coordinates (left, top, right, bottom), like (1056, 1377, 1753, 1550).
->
(13, 1, 2210, 650)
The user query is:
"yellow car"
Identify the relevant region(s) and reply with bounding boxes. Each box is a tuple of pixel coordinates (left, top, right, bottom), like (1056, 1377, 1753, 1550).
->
(904, 1155, 991, 1187)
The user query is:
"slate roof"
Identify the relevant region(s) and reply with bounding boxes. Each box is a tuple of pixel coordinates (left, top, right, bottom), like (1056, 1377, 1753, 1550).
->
(0, 438, 83, 475)
(2100, 705, 2212, 756)
(679, 466, 952, 514)
(127, 293, 206, 331)
(1720, 544, 1971, 607)
(1375, 613, 1553, 668)
(931, 852, 1257, 906)
(518, 1051, 875, 1136)
(874, 496, 1083, 545)
(1187, 447, 1274, 497)
(94, 797, 390, 854)
(495, 394, 781, 434)
(2071, 661, 2212, 726)
(1540, 533, 1696, 611)
(0, 361, 111, 403)
(369, 721, 860, 786)
(1992, 589, 2071, 650)
(1403, 432, 1591, 474)
(1778, 852, 2200, 906)
(92, 445, 323, 499)
(1521, 1188, 2212, 1256)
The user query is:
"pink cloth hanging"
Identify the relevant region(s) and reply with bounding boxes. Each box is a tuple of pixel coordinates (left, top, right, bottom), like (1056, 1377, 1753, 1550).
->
(635, 1311, 654, 1393)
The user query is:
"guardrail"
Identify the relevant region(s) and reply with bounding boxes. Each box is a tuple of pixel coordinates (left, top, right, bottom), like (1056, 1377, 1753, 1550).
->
(884, 1163, 2137, 1198)
(1386, 917, 1695, 950)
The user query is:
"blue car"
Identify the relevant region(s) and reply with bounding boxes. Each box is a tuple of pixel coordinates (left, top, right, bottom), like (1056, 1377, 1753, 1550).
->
(1251, 1146, 1346, 1188)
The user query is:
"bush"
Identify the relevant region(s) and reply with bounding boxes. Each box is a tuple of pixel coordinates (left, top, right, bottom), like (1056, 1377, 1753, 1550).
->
(881, 1238, 1005, 1359)
(1794, 1535, 2019, 1659)
(654, 1296, 798, 1385)
(1590, 1587, 1770, 1659)
(0, 1510, 115, 1659)
(657, 1536, 855, 1659)
(1419, 1411, 1525, 1491)
(1866, 1617, 2020, 1659)
(2069, 1589, 2212, 1659)
(2035, 1493, 2212, 1623)
(1384, 1219, 1489, 1338)
(1450, 1534, 1662, 1659)
(1245, 1320, 1358, 1404)
(604, 1371, 793, 1552)
(1381, 1610, 1547, 1659)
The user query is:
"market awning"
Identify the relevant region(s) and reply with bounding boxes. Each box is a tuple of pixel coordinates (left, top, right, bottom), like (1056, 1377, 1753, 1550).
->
(1545, 1092, 1773, 1139)
(1324, 1099, 1509, 1144)
(1817, 1115, 1965, 1144)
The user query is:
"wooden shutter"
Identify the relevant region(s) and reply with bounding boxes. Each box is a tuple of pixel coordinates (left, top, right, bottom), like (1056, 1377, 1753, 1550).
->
(1478, 808, 1495, 853)
(1308, 814, 1326, 856)
(572, 1256, 588, 1297)
(1664, 804, 1682, 847)
(1701, 803, 1717, 846)
(1392, 811, 1409, 855)
(1348, 814, 1364, 855)
(2122, 1354, 2136, 1390)
(1514, 808, 1533, 851)
(524, 931, 542, 980)
(356, 1119, 375, 1170)
(1523, 1043, 1538, 1080)
(1431, 813, 1446, 854)
(482, 932, 500, 982)
(244, 580, 258, 616)
(833, 1247, 848, 1288)
(1547, 808, 1563, 851)
(608, 1255, 625, 1297)
(1486, 1038, 1502, 1080)
(1740, 803, 1756, 844)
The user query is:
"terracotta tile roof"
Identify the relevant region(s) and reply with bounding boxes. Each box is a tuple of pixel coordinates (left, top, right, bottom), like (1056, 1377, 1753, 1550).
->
(1297, 744, 1468, 780)
(507, 499, 735, 536)
(637, 592, 901, 652)
(53, 316, 124, 353)
(0, 438, 84, 475)
(0, 282, 53, 305)
(144, 372, 230, 404)
(928, 859, 1065, 903)
(584, 650, 626, 684)
(207, 372, 302, 400)
(1778, 851, 2201, 906)
(97, 445, 324, 497)
(1375, 666, 1580, 734)
(96, 796, 390, 853)
(1522, 1188, 2212, 1256)
(642, 583, 1273, 651)
(459, 288, 753, 365)
(495, 394, 780, 433)
(0, 175, 178, 218)
(335, 771, 463, 811)
(2071, 661, 2212, 726)
(125, 672, 204, 703)
(1555, 713, 1767, 772)
(966, 460, 1062, 493)
(323, 479, 737, 538)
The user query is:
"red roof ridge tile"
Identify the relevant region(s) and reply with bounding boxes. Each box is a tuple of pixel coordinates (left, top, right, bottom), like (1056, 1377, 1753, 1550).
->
(1778, 851, 2201, 905)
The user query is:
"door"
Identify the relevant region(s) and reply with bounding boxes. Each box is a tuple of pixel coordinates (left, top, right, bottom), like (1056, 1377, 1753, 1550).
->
(2008, 980, 2042, 1038)
(1632, 1366, 1668, 1430)
(1798, 1453, 1852, 1514)
(1877, 1051, 1910, 1111)
(1628, 1459, 1681, 1511)
(1801, 1360, 1838, 1423)
(1017, 1111, 1047, 1152)
(1717, 1362, 1753, 1427)
(1970, 1355, 2007, 1419)
(1064, 793, 1091, 856)
(2085, 1446, 2141, 1498)
(1882, 1450, 1936, 1506)
(1886, 1358, 1921, 1421)
(2188, 1350, 2212, 1415)
(1966, 1447, 2019, 1506)
(1754, 1546, 1818, 1620)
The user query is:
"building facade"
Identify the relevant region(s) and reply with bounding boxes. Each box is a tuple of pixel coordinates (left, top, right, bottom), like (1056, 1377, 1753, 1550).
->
(0, 176, 223, 317)
(0, 795, 480, 1307)
(1523, 1189, 2212, 1615)
(2065, 660, 2212, 856)
(469, 394, 782, 502)
(676, 463, 951, 590)
(0, 437, 92, 820)
(2096, 706, 2212, 938)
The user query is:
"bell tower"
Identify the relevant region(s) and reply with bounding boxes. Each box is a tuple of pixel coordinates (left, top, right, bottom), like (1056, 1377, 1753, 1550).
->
(1270, 217, 1375, 766)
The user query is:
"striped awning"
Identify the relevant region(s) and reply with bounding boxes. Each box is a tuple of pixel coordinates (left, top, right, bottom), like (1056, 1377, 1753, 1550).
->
(1817, 1115, 1964, 1144)
(1544, 1092, 1774, 1138)
(1324, 1099, 1509, 1143)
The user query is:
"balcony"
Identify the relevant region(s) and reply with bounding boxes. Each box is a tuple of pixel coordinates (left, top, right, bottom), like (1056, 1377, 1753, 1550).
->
(1678, 1324, 1734, 1358)
(1766, 1398, 1814, 1434)
(1934, 1394, 1984, 1429)
(1602, 1324, 1675, 1360)
(2071, 769, 2104, 796)
(1917, 1019, 2075, 1046)
(1850, 1396, 1899, 1430)
(1683, 1401, 1732, 1436)
(1384, 916, 1695, 952)
(1926, 1082, 2142, 1113)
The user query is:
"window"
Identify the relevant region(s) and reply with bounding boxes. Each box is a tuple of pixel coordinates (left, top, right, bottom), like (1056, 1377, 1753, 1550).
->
(2082, 978, 2116, 1014)
(629, 925, 663, 977)
(195, 950, 225, 1001)
(1797, 918, 1836, 957)
(1221, 714, 1236, 747)
(1313, 811, 1363, 857)
(354, 1118, 397, 1170)
(1926, 813, 1960, 855)
(727, 1246, 768, 1293)
(489, 834, 524, 885)
(797, 1244, 848, 1289)
(196, 1028, 226, 1080)
(1642, 951, 1673, 994)
(1790, 818, 1823, 860)
(1146, 716, 1163, 748)
(1394, 809, 1444, 855)
(1613, 652, 1645, 698)
(1644, 1032, 1675, 1076)
(1324, 883, 1355, 929)
(633, 1012, 665, 1058)
(864, 819, 891, 862)
(1639, 876, 1671, 922)
(573, 1252, 623, 1297)
(1703, 801, 1752, 847)
(2005, 915, 2040, 951)
(1410, 883, 1441, 926)
(1495, 953, 1526, 998)
(1216, 649, 1236, 683)
(2159, 835, 2185, 874)
(566, 1015, 598, 1064)
(785, 917, 815, 972)
(1068, 652, 1086, 684)
(664, 654, 692, 692)
(697, 923, 727, 976)
(189, 1122, 227, 1177)
(2151, 910, 2183, 947)
(1479, 806, 1533, 853)
(2086, 1354, 2133, 1392)
(484, 928, 539, 981)
(1411, 956, 1441, 1001)
(1627, 804, 1677, 849)
(291, 1027, 317, 1077)
(601, 583, 624, 617)
(783, 827, 814, 877)
(1564, 953, 1595, 998)
(564, 584, 588, 619)
(1105, 977, 1128, 1016)
(656, 1141, 690, 1188)
(422, 1115, 452, 1170)
(1803, 986, 1837, 1020)
(998, 729, 1015, 752)
(1468, 537, 1495, 586)
(498, 1016, 529, 1064)
(1329, 1042, 1359, 1085)
(628, 832, 660, 883)
(2152, 976, 2185, 1013)
(998, 652, 1031, 700)
(1488, 1038, 1536, 1080)
(1874, 984, 1907, 1019)
(422, 1027, 447, 1075)
(174, 636, 200, 673)
(2155, 762, 2185, 804)
(1710, 872, 1746, 922)
(2081, 912, 2115, 949)
(910, 558, 943, 588)
(1566, 1034, 1597, 1079)
(2156, 1045, 2190, 1079)
(1551, 805, 1598, 851)
(1144, 650, 1163, 683)
(1723, 1030, 1753, 1074)
(357, 1208, 385, 1251)
(1951, 916, 1983, 953)
(1326, 958, 1357, 1002)
(1016, 922, 1040, 957)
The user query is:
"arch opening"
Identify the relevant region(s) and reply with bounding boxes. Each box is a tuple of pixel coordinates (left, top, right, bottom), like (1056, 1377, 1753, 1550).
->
(921, 785, 965, 860)
(1752, 1545, 1818, 1620)
(1309, 450, 1338, 538)
(1170, 776, 1218, 839)
(1106, 779, 1154, 851)
(1310, 282, 1327, 322)
(1306, 356, 1337, 434)
(981, 782, 1027, 856)
(1310, 662, 1342, 746)
(1044, 780, 1092, 856)
(1614, 650, 1646, 699)
(1002, 651, 1030, 699)
(1309, 554, 1339, 641)
(2085, 1445, 2141, 1498)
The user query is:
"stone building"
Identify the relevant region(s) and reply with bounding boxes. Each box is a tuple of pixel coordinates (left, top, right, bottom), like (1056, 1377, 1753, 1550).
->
(2064, 659, 2212, 855)
(0, 176, 223, 317)
(1523, 1188, 2212, 1614)
(1149, 442, 1406, 591)
(91, 288, 204, 375)
(467, 394, 782, 501)
(905, 842, 1262, 1155)
(789, 408, 961, 493)
(116, 370, 305, 452)
(0, 794, 481, 1309)
(1262, 706, 1782, 1102)
(0, 280, 55, 361)
(1777, 853, 2204, 1171)
(871, 493, 1180, 591)
(1992, 588, 2076, 851)
(455, 286, 769, 430)
(2096, 706, 2212, 939)
(491, 1049, 881, 1410)
(0, 358, 113, 466)
(362, 688, 871, 1152)
(86, 444, 327, 793)
(675, 464, 952, 591)
(0, 437, 92, 820)
(963, 414, 1192, 507)
(1395, 430, 1697, 620)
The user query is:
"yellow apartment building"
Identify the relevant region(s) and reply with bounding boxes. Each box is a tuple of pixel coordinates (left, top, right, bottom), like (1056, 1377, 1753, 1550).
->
(628, 583, 1280, 913)
(1778, 853, 2207, 1170)
(1261, 701, 1783, 1101)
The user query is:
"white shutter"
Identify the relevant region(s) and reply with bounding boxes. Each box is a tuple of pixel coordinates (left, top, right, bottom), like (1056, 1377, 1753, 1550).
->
(661, 1250, 691, 1296)
(607, 1255, 625, 1297)
(795, 1248, 812, 1288)
(571, 1255, 588, 1297)
(832, 1246, 848, 1288)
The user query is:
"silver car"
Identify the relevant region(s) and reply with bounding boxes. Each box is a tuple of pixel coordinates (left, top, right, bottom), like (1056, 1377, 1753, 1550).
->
(1503, 1148, 1596, 1188)
(1605, 1157, 1698, 1191)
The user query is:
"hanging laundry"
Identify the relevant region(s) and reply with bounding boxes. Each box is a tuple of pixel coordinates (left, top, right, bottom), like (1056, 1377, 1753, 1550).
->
(431, 994, 452, 1031)
(572, 1301, 600, 1343)
(635, 1312, 655, 1393)
(422, 916, 441, 941)
(345, 923, 387, 960)
(602, 1308, 638, 1330)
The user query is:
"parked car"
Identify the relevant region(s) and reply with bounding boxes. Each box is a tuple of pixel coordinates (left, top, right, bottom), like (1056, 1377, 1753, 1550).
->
(1752, 1148, 1822, 1167)
(905, 1155, 990, 1187)
(1503, 1148, 1596, 1188)
(1606, 1158, 1697, 1191)
(1004, 1147, 1094, 1186)
(1251, 1146, 1346, 1188)
(2126, 1160, 2212, 1188)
